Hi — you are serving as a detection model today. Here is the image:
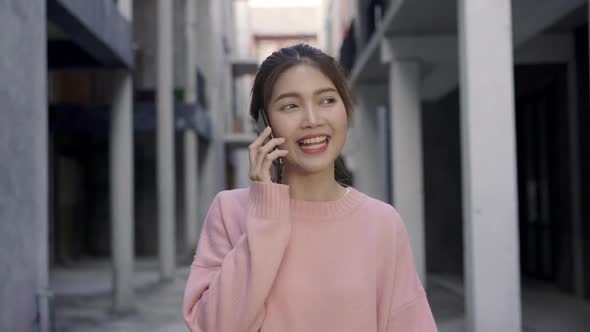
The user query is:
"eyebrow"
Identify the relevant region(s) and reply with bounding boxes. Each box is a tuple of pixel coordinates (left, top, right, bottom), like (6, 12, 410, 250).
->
(272, 87, 337, 104)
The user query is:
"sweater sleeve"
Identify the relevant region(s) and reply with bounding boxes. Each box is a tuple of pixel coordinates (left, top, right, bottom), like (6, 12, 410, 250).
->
(386, 219, 438, 331)
(183, 182, 291, 332)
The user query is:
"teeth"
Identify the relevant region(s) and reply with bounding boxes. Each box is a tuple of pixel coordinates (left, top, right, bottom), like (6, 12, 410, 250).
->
(301, 142, 326, 150)
(300, 136, 327, 144)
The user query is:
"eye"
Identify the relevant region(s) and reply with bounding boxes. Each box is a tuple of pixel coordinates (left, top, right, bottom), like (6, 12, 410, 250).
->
(280, 104, 298, 111)
(320, 97, 337, 105)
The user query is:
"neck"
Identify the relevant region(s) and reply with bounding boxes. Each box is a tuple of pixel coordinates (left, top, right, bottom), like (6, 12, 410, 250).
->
(283, 163, 346, 201)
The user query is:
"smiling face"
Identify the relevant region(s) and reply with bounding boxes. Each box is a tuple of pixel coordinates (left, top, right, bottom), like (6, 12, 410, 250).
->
(266, 63, 348, 176)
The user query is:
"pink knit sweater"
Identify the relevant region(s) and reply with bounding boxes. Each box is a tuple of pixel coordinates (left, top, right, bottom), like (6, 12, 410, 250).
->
(183, 182, 437, 332)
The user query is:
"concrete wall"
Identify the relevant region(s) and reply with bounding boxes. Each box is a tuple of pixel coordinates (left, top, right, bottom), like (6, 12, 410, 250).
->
(0, 0, 48, 331)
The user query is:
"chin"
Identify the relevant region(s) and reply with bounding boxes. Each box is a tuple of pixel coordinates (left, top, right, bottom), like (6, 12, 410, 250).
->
(299, 162, 332, 175)
(287, 153, 338, 175)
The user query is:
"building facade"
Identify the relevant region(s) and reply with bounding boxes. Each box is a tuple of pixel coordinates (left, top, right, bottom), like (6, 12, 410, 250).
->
(328, 0, 590, 331)
(1, 0, 237, 330)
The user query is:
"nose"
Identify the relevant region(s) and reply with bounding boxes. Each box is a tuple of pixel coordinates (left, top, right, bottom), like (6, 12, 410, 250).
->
(301, 105, 324, 128)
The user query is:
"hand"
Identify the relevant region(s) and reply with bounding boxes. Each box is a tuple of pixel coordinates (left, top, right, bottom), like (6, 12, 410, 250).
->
(248, 127, 288, 183)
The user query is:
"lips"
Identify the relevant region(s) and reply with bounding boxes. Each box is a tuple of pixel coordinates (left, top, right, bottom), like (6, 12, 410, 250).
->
(297, 135, 330, 154)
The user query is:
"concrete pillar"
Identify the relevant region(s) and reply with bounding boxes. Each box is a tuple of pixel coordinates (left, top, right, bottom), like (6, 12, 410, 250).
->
(157, 0, 176, 281)
(235, 150, 251, 189)
(388, 61, 426, 285)
(0, 1, 47, 330)
(184, 0, 199, 254)
(110, 0, 134, 313)
(234, 0, 251, 58)
(344, 84, 387, 201)
(458, 1, 521, 331)
(197, 0, 227, 227)
(110, 69, 135, 313)
(118, 0, 132, 21)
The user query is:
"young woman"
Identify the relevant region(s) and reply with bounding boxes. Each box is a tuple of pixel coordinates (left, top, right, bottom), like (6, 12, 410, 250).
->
(183, 44, 437, 332)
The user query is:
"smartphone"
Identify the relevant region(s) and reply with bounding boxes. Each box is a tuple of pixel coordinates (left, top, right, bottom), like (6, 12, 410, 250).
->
(257, 109, 284, 184)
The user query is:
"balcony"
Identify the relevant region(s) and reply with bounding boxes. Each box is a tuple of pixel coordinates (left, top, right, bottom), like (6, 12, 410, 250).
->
(47, 0, 133, 69)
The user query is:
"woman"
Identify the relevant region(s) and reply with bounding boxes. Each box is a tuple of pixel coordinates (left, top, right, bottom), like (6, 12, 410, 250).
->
(183, 44, 437, 332)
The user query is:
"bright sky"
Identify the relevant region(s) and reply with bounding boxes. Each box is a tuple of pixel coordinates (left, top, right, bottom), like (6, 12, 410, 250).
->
(249, 0, 321, 8)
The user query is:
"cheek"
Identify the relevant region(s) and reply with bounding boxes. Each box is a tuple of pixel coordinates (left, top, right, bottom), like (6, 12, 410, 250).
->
(332, 107, 349, 132)
(269, 117, 294, 142)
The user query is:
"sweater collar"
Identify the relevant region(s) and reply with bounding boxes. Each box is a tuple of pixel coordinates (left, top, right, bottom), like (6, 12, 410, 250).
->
(289, 187, 366, 219)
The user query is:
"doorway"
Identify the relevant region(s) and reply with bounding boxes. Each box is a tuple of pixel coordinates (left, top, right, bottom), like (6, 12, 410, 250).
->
(515, 64, 574, 291)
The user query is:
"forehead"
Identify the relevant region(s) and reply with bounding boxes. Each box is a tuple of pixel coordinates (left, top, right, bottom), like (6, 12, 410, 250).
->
(271, 64, 336, 97)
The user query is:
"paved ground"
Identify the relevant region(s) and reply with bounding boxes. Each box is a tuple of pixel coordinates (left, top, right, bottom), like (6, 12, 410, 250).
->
(53, 259, 189, 332)
(429, 274, 590, 332)
(52, 261, 590, 331)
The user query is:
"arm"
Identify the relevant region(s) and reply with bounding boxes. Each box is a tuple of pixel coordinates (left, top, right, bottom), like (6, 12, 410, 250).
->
(386, 220, 438, 331)
(183, 182, 291, 332)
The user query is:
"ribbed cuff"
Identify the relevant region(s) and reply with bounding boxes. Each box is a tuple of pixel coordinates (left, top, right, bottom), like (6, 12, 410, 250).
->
(249, 182, 290, 219)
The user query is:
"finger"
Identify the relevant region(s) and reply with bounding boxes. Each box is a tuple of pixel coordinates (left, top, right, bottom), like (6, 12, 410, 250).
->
(257, 137, 286, 156)
(255, 137, 285, 171)
(260, 149, 288, 177)
(249, 126, 272, 150)
(248, 126, 272, 170)
(251, 149, 284, 183)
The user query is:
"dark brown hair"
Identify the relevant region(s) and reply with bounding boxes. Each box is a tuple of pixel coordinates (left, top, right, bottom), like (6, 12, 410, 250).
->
(249, 43, 353, 186)
(249, 43, 353, 121)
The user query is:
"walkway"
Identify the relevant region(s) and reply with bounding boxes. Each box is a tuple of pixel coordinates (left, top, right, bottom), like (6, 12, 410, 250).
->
(52, 262, 590, 331)
(52, 259, 189, 332)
